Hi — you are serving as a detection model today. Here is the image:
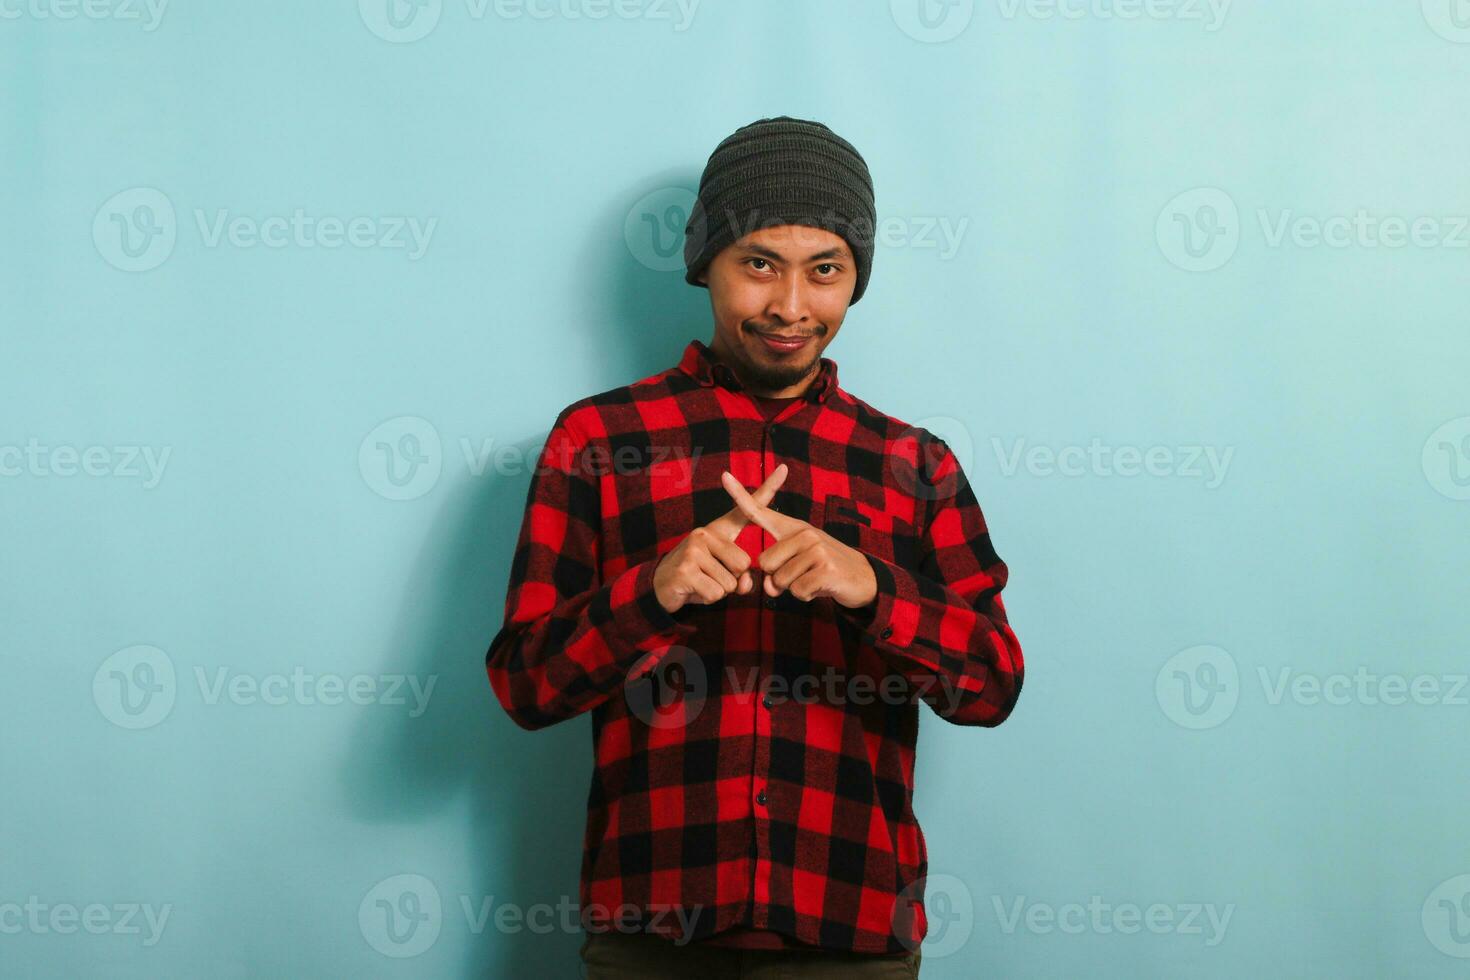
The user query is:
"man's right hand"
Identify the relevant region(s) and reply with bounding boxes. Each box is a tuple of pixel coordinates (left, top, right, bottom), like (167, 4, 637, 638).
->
(653, 463, 788, 614)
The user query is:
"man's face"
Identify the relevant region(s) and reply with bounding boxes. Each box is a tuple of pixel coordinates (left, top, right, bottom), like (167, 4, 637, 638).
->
(697, 224, 856, 397)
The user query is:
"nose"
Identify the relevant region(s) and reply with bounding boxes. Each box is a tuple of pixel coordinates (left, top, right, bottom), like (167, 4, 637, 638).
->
(765, 273, 810, 326)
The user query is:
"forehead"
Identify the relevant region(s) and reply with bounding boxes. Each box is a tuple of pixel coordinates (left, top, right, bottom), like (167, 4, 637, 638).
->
(733, 224, 850, 258)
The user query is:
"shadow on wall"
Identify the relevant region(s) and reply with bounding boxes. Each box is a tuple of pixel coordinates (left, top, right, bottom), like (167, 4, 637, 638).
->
(342, 173, 710, 979)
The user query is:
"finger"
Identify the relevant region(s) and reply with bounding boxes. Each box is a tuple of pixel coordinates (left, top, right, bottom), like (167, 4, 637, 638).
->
(708, 464, 788, 538)
(683, 571, 725, 605)
(785, 563, 832, 602)
(754, 462, 789, 501)
(756, 529, 815, 578)
(721, 469, 799, 540)
(769, 548, 819, 598)
(693, 548, 738, 595)
(703, 533, 752, 579)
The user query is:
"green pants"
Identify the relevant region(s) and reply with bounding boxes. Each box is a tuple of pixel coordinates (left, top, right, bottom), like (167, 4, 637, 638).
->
(578, 929, 922, 979)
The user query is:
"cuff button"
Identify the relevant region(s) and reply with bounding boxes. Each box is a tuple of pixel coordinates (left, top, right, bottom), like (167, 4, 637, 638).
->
(879, 626, 893, 639)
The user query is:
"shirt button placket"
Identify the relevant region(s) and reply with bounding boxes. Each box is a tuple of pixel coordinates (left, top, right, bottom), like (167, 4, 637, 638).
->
(753, 419, 775, 861)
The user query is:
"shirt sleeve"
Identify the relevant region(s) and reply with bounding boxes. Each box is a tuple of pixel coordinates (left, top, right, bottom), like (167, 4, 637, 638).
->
(837, 434, 1024, 727)
(485, 407, 699, 730)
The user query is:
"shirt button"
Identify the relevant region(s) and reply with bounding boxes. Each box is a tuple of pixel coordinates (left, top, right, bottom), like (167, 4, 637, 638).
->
(756, 789, 768, 806)
(880, 626, 893, 639)
(762, 694, 774, 709)
(764, 596, 778, 609)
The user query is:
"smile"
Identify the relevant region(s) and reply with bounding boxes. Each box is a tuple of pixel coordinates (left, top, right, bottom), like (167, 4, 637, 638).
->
(755, 332, 812, 354)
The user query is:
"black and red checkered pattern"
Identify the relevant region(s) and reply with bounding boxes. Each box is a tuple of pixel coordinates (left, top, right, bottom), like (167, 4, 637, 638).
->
(485, 337, 1024, 954)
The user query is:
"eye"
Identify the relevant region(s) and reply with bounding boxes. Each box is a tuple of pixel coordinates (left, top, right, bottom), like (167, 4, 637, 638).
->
(814, 263, 839, 277)
(745, 258, 772, 272)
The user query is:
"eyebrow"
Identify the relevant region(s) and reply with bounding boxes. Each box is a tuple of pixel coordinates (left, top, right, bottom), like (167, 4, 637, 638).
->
(733, 243, 851, 263)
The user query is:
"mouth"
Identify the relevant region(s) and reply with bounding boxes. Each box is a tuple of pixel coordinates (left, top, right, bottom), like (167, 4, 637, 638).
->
(752, 331, 814, 355)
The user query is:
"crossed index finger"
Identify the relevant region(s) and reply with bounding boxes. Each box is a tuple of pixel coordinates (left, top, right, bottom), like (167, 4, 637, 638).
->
(707, 463, 787, 539)
(720, 467, 804, 541)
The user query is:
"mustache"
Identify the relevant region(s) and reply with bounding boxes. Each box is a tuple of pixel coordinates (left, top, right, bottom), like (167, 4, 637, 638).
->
(746, 323, 824, 337)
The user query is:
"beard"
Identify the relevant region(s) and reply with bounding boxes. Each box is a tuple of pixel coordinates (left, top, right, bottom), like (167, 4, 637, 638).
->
(738, 353, 816, 391)
(736, 322, 825, 391)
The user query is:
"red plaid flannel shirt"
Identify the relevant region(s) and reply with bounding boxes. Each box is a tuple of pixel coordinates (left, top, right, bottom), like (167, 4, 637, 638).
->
(485, 337, 1024, 954)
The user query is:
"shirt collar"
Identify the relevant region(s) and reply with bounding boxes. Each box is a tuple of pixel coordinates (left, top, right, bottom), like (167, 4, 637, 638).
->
(677, 337, 840, 404)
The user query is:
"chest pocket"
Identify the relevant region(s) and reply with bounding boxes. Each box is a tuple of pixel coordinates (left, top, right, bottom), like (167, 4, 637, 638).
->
(818, 494, 921, 570)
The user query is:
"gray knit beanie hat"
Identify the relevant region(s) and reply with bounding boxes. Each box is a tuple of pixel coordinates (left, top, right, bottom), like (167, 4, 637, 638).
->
(684, 115, 877, 304)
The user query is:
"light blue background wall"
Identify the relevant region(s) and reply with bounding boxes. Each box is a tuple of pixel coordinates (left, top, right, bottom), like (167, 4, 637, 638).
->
(4, 1, 1470, 976)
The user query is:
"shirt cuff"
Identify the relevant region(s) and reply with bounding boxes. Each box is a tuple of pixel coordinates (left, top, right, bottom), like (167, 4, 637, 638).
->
(835, 551, 938, 675)
(610, 555, 699, 651)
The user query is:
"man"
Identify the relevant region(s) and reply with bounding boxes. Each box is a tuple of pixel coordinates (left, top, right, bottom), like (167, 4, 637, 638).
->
(486, 115, 1024, 979)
